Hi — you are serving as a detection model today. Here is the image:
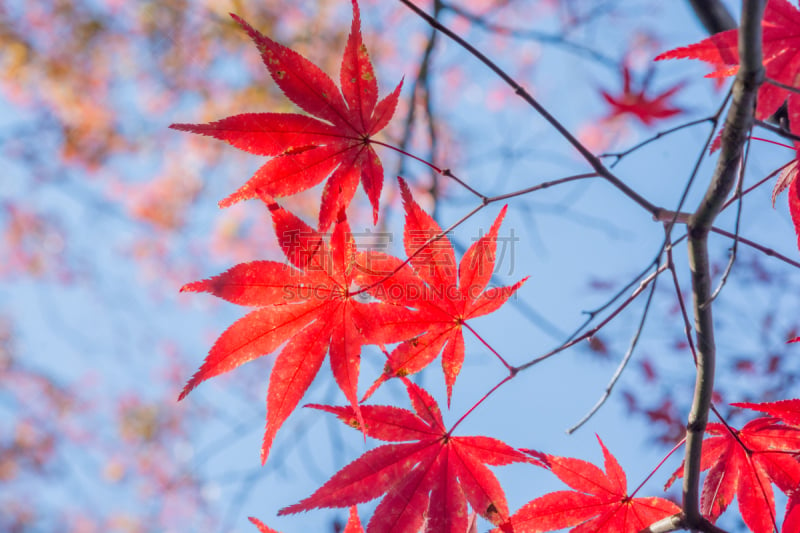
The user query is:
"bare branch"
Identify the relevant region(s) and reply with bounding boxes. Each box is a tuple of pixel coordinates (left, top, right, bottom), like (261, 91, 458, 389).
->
(567, 266, 662, 433)
(705, 136, 752, 307)
(682, 0, 765, 526)
(686, 0, 737, 34)
(516, 263, 667, 372)
(643, 514, 731, 533)
(601, 117, 715, 167)
(440, 1, 618, 67)
(766, 76, 800, 95)
(398, 0, 662, 217)
(755, 118, 800, 142)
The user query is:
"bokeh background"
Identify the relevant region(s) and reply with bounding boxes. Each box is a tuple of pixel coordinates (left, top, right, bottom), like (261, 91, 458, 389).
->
(3, 1, 800, 531)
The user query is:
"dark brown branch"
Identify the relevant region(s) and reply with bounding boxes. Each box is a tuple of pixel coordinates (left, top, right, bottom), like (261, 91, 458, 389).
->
(766, 76, 800, 95)
(600, 117, 715, 167)
(755, 118, 800, 143)
(682, 0, 765, 528)
(398, 0, 662, 217)
(643, 513, 731, 533)
(687, 0, 737, 34)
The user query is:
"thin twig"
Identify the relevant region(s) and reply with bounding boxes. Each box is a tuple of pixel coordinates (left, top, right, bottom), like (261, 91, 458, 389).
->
(516, 263, 668, 372)
(601, 117, 714, 167)
(561, 259, 660, 347)
(722, 160, 792, 209)
(631, 436, 687, 498)
(463, 322, 513, 371)
(710, 227, 800, 269)
(486, 172, 598, 202)
(448, 374, 514, 434)
(661, 89, 734, 242)
(755, 119, 800, 143)
(440, 1, 618, 67)
(666, 239, 698, 365)
(398, 0, 662, 217)
(372, 140, 488, 199)
(567, 266, 660, 433)
(766, 76, 800, 95)
(704, 133, 752, 307)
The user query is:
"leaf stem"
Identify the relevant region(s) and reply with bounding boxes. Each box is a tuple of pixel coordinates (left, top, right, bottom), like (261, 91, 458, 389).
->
(371, 139, 487, 199)
(448, 374, 514, 435)
(462, 322, 513, 371)
(630, 436, 687, 498)
(766, 76, 800, 94)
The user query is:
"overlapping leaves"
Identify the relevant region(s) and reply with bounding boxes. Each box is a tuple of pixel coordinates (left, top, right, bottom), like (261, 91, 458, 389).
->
(656, 0, 800, 121)
(179, 196, 418, 464)
(358, 179, 527, 404)
(174, 2, 800, 532)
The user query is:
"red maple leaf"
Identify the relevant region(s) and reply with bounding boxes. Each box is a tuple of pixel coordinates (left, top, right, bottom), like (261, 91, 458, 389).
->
(666, 418, 800, 533)
(655, 0, 800, 122)
(498, 436, 680, 533)
(600, 66, 685, 126)
(357, 178, 527, 404)
(170, 0, 402, 230)
(179, 198, 419, 464)
(770, 145, 800, 253)
(785, 493, 800, 533)
(735, 399, 800, 428)
(278, 378, 536, 532)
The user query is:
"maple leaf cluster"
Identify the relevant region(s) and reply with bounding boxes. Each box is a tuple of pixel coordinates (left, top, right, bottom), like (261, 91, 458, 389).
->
(173, 2, 528, 525)
(172, 0, 800, 531)
(177, 173, 524, 466)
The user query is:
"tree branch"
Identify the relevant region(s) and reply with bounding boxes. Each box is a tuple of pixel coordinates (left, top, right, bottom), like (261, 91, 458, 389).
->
(682, 0, 764, 527)
(398, 0, 662, 217)
(643, 514, 731, 533)
(686, 0, 737, 34)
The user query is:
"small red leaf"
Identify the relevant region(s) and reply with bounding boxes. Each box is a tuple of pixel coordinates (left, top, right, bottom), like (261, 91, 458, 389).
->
(502, 437, 680, 532)
(600, 66, 684, 125)
(363, 179, 525, 400)
(180, 203, 425, 464)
